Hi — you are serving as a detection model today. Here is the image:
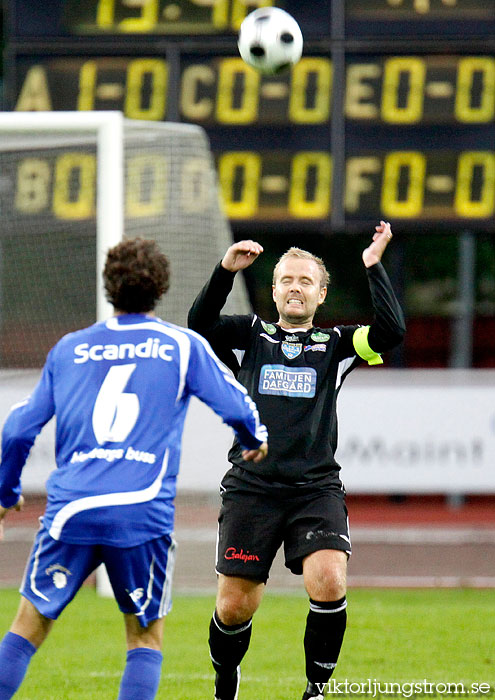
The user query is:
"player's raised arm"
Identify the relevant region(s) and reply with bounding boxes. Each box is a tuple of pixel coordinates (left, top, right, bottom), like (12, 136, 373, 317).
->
(357, 221, 406, 357)
(221, 240, 264, 272)
(187, 242, 262, 373)
(188, 239, 263, 331)
(362, 220, 393, 268)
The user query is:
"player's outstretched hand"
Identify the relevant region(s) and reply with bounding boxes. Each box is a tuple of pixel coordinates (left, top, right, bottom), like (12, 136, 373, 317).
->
(242, 441, 268, 463)
(362, 220, 393, 268)
(222, 240, 264, 273)
(0, 494, 24, 542)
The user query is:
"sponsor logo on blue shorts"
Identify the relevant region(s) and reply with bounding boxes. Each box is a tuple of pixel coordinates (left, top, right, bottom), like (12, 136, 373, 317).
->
(259, 364, 317, 398)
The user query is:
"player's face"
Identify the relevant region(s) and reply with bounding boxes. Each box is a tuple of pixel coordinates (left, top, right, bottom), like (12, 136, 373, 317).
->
(272, 257, 327, 328)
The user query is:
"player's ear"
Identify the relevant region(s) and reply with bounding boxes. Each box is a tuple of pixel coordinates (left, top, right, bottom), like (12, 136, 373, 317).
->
(318, 286, 327, 305)
(272, 284, 277, 302)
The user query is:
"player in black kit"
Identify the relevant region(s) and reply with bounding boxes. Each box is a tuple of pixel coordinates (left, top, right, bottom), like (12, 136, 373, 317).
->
(188, 221, 406, 700)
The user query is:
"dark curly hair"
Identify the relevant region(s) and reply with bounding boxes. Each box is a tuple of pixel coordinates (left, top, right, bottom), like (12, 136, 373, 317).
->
(103, 238, 170, 313)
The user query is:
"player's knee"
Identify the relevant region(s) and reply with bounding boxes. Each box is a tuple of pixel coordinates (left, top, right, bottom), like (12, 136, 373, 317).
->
(124, 615, 164, 651)
(304, 551, 347, 601)
(216, 598, 252, 625)
(308, 572, 345, 600)
(216, 575, 263, 625)
(216, 590, 260, 625)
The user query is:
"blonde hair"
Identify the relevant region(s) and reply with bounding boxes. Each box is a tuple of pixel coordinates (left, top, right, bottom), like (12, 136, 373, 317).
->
(272, 247, 330, 288)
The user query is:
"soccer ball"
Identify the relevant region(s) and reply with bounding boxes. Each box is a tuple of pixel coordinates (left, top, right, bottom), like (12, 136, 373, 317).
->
(238, 7, 303, 75)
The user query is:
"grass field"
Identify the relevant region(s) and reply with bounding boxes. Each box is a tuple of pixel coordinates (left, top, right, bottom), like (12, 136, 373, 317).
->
(1, 588, 494, 699)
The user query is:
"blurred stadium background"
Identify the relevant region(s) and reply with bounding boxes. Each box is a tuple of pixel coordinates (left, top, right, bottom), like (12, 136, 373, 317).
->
(0, 0, 494, 600)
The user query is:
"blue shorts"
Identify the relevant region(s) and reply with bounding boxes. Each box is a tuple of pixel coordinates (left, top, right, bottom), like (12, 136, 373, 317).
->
(20, 519, 177, 628)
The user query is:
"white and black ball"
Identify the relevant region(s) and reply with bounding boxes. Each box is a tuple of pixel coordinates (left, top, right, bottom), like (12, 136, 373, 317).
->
(238, 7, 303, 75)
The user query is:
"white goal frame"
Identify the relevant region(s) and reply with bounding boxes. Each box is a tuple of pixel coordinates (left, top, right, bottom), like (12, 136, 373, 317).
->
(0, 111, 125, 598)
(0, 111, 124, 321)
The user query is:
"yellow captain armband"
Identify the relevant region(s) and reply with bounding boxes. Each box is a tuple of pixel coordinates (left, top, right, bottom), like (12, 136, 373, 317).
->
(352, 326, 383, 366)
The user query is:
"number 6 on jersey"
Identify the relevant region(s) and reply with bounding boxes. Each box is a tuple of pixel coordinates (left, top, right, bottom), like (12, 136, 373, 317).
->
(92, 364, 139, 444)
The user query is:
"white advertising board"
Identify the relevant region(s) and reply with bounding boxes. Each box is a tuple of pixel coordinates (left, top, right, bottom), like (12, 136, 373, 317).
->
(0, 369, 494, 495)
(337, 370, 495, 494)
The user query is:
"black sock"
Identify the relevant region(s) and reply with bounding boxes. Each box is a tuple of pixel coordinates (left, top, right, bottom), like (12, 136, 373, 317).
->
(208, 610, 252, 675)
(304, 596, 347, 684)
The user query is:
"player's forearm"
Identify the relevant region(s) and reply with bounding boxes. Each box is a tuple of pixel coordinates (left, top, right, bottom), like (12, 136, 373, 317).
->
(366, 262, 406, 352)
(187, 262, 236, 333)
(0, 450, 24, 508)
(229, 412, 268, 452)
(0, 402, 46, 507)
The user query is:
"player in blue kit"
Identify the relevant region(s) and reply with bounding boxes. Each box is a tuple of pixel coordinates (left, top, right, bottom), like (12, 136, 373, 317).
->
(0, 237, 267, 700)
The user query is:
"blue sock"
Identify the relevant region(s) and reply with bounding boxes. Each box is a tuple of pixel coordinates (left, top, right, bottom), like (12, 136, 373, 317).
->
(0, 632, 37, 700)
(117, 648, 163, 700)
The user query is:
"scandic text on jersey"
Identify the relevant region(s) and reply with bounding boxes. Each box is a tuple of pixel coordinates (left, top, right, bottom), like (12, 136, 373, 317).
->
(73, 338, 174, 364)
(258, 365, 317, 398)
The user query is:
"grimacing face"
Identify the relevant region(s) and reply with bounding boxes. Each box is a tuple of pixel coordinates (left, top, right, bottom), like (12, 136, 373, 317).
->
(272, 257, 327, 328)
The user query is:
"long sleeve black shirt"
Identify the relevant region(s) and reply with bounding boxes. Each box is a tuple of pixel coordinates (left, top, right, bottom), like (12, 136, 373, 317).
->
(188, 261, 405, 484)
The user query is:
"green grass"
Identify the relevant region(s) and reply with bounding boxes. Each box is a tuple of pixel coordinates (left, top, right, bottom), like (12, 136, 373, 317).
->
(1, 588, 494, 698)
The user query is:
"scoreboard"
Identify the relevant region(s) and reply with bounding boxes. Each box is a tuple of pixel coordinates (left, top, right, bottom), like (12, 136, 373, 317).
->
(4, 0, 495, 232)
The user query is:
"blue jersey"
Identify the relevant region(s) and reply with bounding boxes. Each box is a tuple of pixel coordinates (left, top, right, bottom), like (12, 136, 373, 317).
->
(0, 314, 267, 546)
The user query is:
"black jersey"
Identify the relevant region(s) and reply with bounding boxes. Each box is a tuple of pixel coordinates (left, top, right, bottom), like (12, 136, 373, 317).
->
(188, 261, 405, 484)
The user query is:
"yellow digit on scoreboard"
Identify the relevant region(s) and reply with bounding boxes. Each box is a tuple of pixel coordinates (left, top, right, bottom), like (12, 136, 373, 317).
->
(53, 153, 96, 220)
(125, 59, 167, 120)
(381, 57, 426, 124)
(455, 57, 495, 124)
(78, 61, 98, 111)
(218, 151, 261, 218)
(455, 151, 495, 217)
(289, 152, 331, 218)
(216, 59, 260, 124)
(381, 151, 426, 217)
(97, 0, 159, 32)
(289, 59, 332, 125)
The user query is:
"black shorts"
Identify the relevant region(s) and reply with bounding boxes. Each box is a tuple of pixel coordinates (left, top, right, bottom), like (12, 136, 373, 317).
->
(216, 466, 351, 583)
